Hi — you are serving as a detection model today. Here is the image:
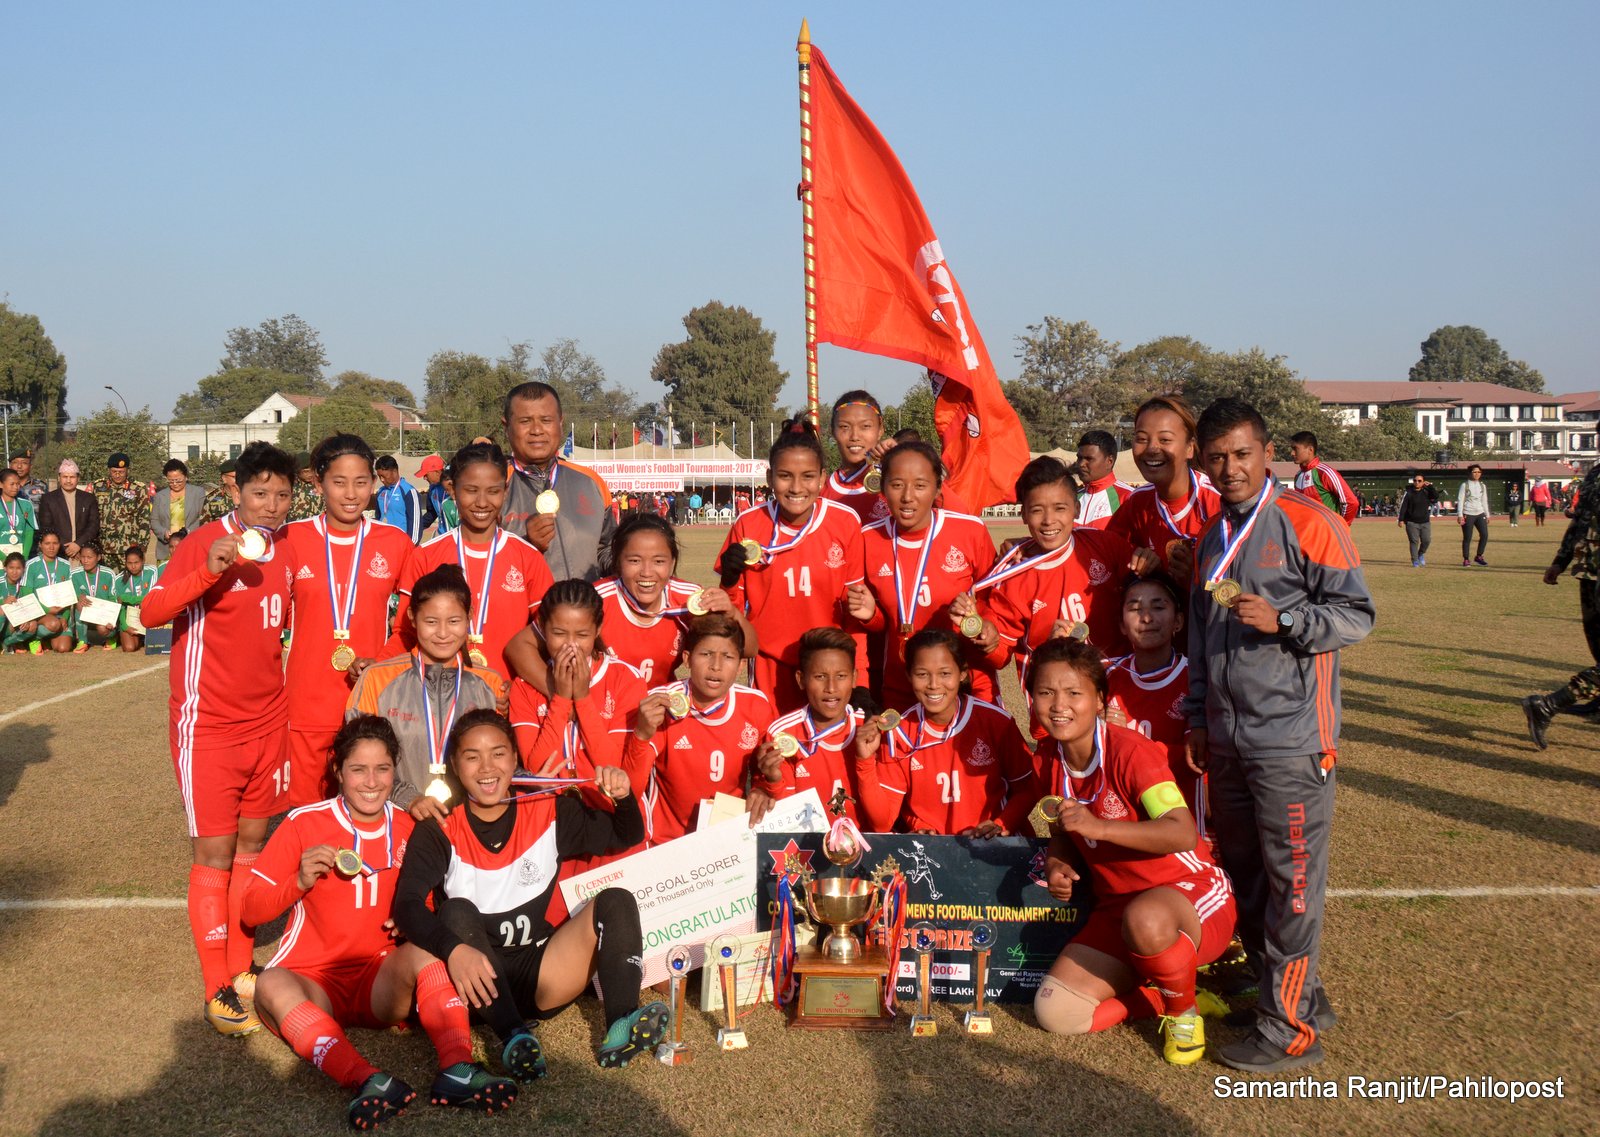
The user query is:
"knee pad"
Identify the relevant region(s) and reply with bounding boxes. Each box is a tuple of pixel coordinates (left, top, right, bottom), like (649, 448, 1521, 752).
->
(1034, 975, 1098, 1035)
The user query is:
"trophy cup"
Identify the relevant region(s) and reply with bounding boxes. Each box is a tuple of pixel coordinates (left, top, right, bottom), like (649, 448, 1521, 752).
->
(963, 921, 997, 1035)
(908, 922, 938, 1037)
(656, 945, 693, 1066)
(709, 933, 748, 1050)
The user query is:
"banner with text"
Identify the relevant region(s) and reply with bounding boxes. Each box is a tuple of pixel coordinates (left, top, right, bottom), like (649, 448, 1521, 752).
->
(584, 459, 770, 492)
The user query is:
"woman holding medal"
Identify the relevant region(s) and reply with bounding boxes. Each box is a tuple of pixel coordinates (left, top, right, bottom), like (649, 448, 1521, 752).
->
(0, 468, 38, 559)
(717, 419, 864, 714)
(748, 627, 867, 825)
(1027, 638, 1235, 1067)
(245, 715, 519, 1128)
(852, 442, 999, 711)
(1105, 395, 1221, 583)
(390, 442, 554, 680)
(393, 708, 668, 1081)
(278, 434, 417, 808)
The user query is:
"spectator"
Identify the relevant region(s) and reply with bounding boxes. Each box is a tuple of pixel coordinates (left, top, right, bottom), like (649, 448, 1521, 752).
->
(95, 452, 152, 561)
(373, 455, 423, 541)
(1397, 473, 1438, 567)
(288, 451, 322, 521)
(152, 459, 206, 561)
(1457, 464, 1490, 567)
(415, 454, 452, 537)
(9, 451, 47, 509)
(1529, 476, 1551, 527)
(202, 460, 239, 523)
(37, 458, 101, 563)
(1506, 483, 1522, 527)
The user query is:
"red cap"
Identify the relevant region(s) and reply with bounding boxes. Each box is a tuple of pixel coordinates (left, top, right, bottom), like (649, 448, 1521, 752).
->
(418, 455, 445, 475)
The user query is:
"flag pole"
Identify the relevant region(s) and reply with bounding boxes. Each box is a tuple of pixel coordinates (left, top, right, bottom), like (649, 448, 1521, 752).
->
(798, 19, 819, 428)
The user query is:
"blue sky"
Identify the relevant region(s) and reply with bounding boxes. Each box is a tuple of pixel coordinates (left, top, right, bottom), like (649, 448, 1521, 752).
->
(7, 1, 1597, 420)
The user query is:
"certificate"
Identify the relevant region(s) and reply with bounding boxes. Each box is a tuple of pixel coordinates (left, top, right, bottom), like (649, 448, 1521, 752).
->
(124, 607, 146, 635)
(81, 597, 121, 626)
(35, 580, 77, 611)
(2, 594, 44, 624)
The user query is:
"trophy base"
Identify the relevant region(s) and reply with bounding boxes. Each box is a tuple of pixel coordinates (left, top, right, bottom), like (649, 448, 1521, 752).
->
(962, 1011, 993, 1035)
(787, 945, 896, 1031)
(656, 1041, 693, 1066)
(909, 1013, 938, 1037)
(716, 1028, 748, 1051)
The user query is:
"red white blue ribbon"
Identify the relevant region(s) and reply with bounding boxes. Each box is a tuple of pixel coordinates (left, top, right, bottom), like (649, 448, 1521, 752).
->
(335, 796, 395, 874)
(323, 517, 368, 639)
(454, 527, 500, 644)
(891, 509, 943, 634)
(1203, 478, 1274, 589)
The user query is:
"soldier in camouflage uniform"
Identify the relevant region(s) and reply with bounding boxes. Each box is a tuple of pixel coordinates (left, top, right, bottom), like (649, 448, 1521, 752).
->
(9, 451, 48, 509)
(94, 452, 152, 561)
(288, 450, 322, 521)
(1521, 461, 1600, 748)
(202, 459, 238, 523)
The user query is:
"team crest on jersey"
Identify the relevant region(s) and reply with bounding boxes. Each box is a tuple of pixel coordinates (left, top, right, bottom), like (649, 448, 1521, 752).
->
(295, 565, 315, 581)
(1167, 695, 1185, 720)
(876, 563, 893, 578)
(502, 565, 526, 592)
(1087, 559, 1109, 585)
(673, 735, 693, 750)
(870, 499, 890, 520)
(826, 541, 846, 569)
(1256, 539, 1286, 570)
(967, 740, 994, 768)
(1099, 789, 1130, 820)
(941, 547, 968, 573)
(1031, 599, 1048, 614)
(516, 854, 552, 892)
(602, 692, 616, 718)
(366, 552, 391, 579)
(739, 723, 759, 749)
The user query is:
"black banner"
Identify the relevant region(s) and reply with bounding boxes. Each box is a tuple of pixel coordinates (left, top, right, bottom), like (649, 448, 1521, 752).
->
(757, 833, 1094, 1005)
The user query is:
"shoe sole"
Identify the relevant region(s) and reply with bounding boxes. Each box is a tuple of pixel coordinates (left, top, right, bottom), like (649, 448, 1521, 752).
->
(597, 1003, 669, 1069)
(207, 1016, 262, 1038)
(431, 1081, 517, 1114)
(349, 1087, 417, 1130)
(502, 1034, 547, 1082)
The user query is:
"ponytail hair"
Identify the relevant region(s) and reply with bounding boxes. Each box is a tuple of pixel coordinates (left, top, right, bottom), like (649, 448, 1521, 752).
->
(768, 416, 826, 469)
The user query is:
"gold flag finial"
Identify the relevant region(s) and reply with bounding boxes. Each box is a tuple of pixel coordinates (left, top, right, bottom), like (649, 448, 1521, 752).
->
(797, 19, 811, 63)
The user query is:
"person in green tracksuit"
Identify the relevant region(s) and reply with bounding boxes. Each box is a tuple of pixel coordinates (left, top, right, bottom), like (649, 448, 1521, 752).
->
(0, 469, 38, 561)
(70, 542, 121, 652)
(116, 546, 162, 652)
(0, 552, 41, 651)
(24, 530, 75, 653)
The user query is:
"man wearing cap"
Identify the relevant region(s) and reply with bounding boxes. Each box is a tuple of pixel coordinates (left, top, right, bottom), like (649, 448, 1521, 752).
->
(203, 460, 239, 523)
(500, 381, 614, 581)
(9, 452, 47, 510)
(414, 454, 452, 537)
(38, 458, 102, 562)
(288, 451, 322, 521)
(95, 452, 152, 561)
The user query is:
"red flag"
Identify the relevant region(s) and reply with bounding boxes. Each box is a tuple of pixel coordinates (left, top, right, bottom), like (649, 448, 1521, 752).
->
(806, 46, 1030, 509)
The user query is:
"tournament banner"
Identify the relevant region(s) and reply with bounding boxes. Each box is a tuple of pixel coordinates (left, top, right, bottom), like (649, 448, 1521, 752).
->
(756, 833, 1093, 1005)
(560, 791, 829, 986)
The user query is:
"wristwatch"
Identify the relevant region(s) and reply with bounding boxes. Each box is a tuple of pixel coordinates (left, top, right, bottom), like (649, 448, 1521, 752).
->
(1276, 609, 1296, 637)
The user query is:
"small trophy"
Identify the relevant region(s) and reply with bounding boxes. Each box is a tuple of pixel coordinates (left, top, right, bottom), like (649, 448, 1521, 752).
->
(656, 945, 693, 1066)
(709, 933, 748, 1050)
(964, 922, 997, 1035)
(908, 921, 938, 1037)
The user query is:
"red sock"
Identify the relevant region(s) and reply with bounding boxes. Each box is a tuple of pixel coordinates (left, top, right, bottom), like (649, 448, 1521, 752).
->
(1130, 935, 1198, 1015)
(187, 864, 232, 996)
(277, 1001, 378, 1090)
(415, 961, 472, 1067)
(1090, 986, 1162, 1031)
(225, 852, 259, 977)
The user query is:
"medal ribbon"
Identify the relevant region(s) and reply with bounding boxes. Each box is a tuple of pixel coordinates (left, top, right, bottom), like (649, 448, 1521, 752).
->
(615, 577, 693, 620)
(335, 796, 394, 874)
(972, 537, 1070, 593)
(512, 457, 559, 494)
(0, 497, 20, 536)
(454, 527, 500, 643)
(1053, 722, 1106, 805)
(1153, 475, 1208, 540)
(795, 707, 854, 758)
(1203, 478, 1274, 589)
(760, 501, 822, 560)
(501, 770, 593, 804)
(890, 697, 964, 755)
(416, 652, 464, 779)
(322, 517, 368, 639)
(891, 510, 943, 634)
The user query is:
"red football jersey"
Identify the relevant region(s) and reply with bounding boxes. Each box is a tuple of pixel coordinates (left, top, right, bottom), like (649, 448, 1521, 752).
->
(1105, 654, 1191, 791)
(592, 576, 698, 688)
(508, 654, 646, 784)
(141, 514, 291, 746)
(765, 706, 864, 824)
(822, 470, 890, 528)
(718, 500, 867, 714)
(278, 517, 414, 732)
(391, 528, 554, 680)
(639, 683, 774, 843)
(979, 528, 1134, 678)
(251, 798, 415, 972)
(1104, 474, 1222, 575)
(859, 510, 998, 709)
(856, 697, 1036, 834)
(1033, 725, 1221, 898)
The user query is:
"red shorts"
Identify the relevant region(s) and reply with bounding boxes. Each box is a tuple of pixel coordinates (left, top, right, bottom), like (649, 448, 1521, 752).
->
(287, 727, 339, 809)
(1071, 867, 1236, 967)
(172, 727, 290, 838)
(289, 951, 393, 1028)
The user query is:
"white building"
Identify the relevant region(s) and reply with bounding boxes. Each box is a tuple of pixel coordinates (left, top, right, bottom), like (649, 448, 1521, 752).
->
(164, 393, 422, 463)
(1305, 380, 1597, 469)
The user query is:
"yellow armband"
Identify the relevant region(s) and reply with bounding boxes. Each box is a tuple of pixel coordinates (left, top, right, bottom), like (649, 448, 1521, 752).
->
(1139, 781, 1186, 819)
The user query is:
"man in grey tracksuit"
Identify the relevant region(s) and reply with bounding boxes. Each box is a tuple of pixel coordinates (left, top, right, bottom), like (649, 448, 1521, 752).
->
(1186, 398, 1375, 1073)
(499, 381, 616, 582)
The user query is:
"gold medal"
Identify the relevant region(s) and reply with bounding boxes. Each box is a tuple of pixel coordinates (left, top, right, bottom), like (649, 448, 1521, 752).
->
(739, 538, 764, 565)
(686, 590, 708, 616)
(331, 643, 356, 671)
(899, 622, 915, 637)
(1027, 795, 1065, 840)
(424, 775, 452, 804)
(468, 648, 489, 668)
(535, 489, 560, 515)
(334, 848, 363, 877)
(1211, 578, 1242, 608)
(863, 468, 882, 493)
(959, 613, 983, 639)
(666, 689, 691, 718)
(1164, 538, 1188, 561)
(1068, 621, 1090, 642)
(236, 528, 267, 561)
(774, 733, 800, 758)
(878, 709, 901, 732)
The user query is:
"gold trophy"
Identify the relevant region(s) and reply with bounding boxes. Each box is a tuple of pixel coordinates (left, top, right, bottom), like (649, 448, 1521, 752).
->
(963, 921, 997, 1035)
(709, 933, 748, 1050)
(656, 945, 693, 1066)
(908, 921, 938, 1037)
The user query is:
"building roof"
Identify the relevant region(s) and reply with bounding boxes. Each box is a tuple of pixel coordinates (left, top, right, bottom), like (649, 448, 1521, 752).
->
(1557, 390, 1600, 414)
(276, 393, 421, 430)
(1304, 380, 1566, 406)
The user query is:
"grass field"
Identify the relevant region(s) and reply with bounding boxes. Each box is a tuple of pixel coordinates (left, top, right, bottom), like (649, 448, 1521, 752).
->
(0, 518, 1595, 1137)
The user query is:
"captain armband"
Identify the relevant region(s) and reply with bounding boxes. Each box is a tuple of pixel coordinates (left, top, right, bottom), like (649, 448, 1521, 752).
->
(1139, 781, 1187, 819)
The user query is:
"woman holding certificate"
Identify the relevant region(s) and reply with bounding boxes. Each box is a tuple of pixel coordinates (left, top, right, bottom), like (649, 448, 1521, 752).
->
(69, 542, 121, 651)
(24, 530, 76, 653)
(0, 552, 42, 651)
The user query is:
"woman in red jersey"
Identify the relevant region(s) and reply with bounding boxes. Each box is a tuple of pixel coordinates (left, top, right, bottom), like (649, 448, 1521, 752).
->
(822, 389, 894, 527)
(719, 419, 866, 715)
(850, 442, 998, 710)
(749, 626, 866, 825)
(1027, 638, 1234, 1067)
(1105, 395, 1221, 584)
(1103, 572, 1197, 814)
(851, 629, 1035, 835)
(245, 716, 517, 1129)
